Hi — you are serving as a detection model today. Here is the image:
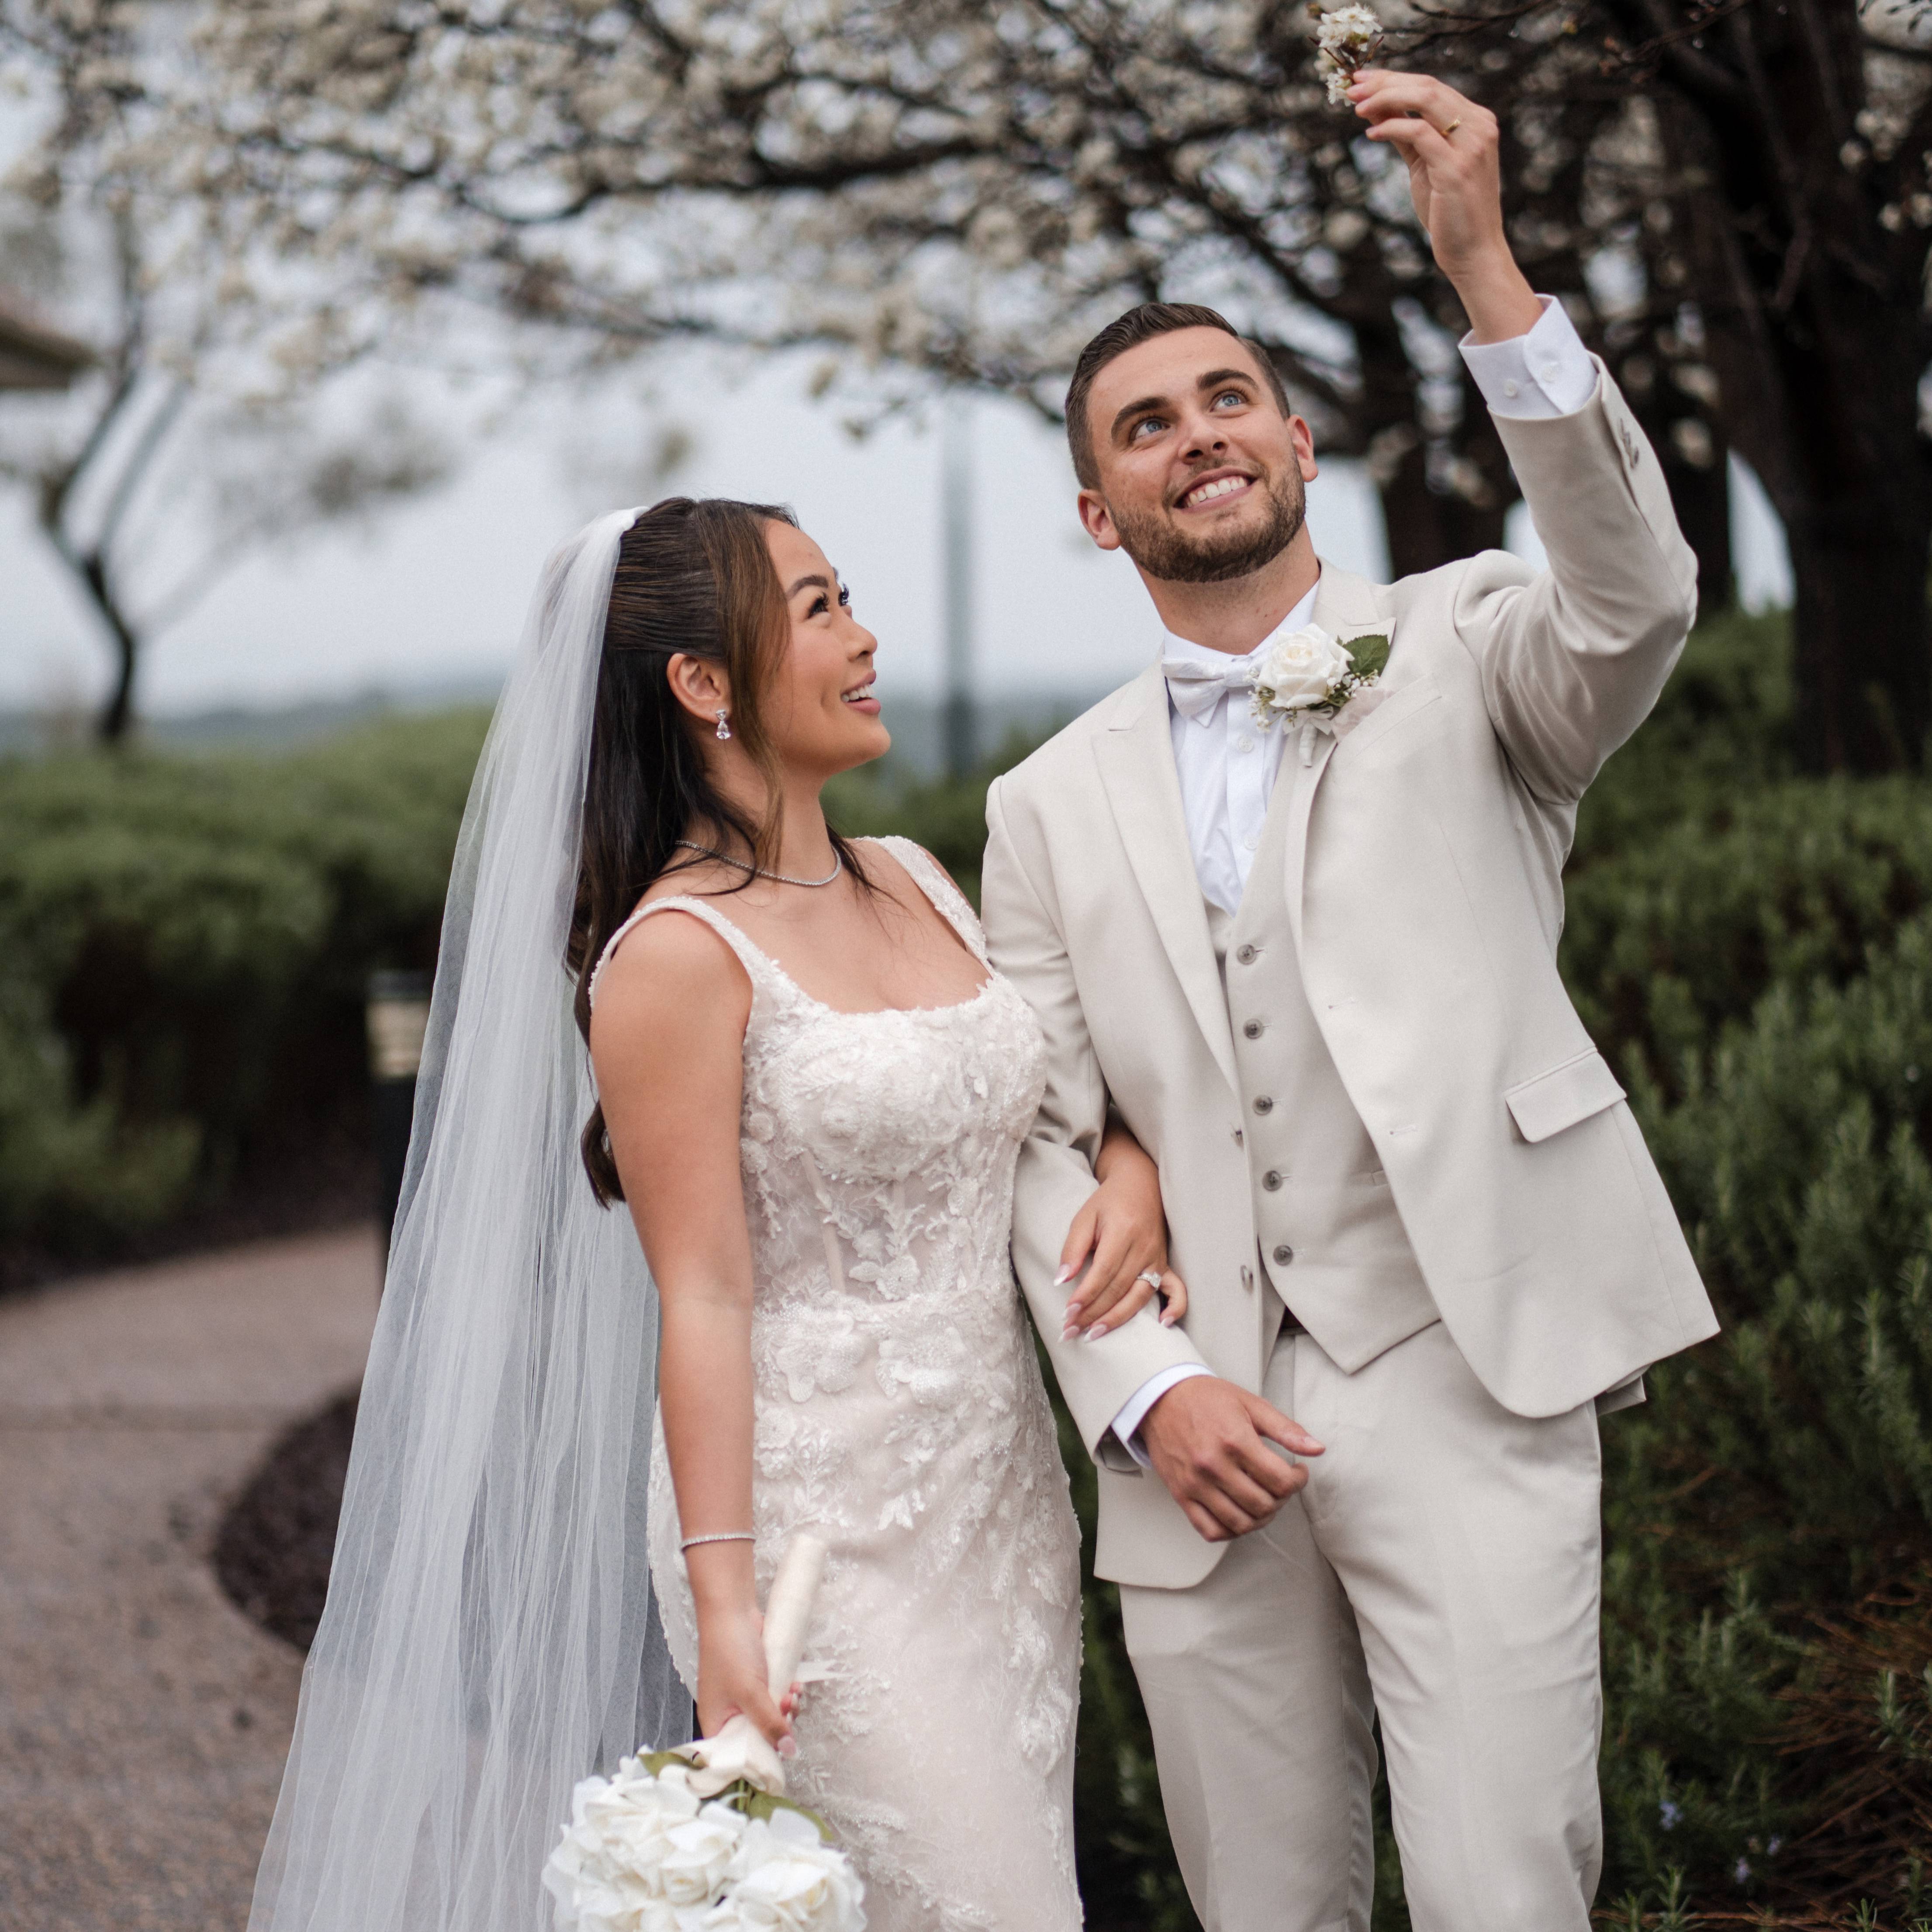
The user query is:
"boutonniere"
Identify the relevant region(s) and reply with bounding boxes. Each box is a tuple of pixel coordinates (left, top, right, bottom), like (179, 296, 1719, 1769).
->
(1249, 626, 1392, 762)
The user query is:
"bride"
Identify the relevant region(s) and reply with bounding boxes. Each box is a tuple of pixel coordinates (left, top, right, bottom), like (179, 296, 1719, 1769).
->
(248, 497, 1184, 1932)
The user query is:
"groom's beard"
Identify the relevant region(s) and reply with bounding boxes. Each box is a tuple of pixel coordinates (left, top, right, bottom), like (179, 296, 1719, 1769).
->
(1106, 465, 1307, 584)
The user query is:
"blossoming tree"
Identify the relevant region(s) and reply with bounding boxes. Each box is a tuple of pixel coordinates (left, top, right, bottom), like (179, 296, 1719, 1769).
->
(188, 0, 1929, 769)
(0, 0, 450, 742)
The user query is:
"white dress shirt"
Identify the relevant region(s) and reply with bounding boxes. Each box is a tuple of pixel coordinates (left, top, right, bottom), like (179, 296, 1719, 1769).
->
(1107, 294, 1597, 1462)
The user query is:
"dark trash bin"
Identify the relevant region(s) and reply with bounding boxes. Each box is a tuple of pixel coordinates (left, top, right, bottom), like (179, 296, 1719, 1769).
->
(366, 970, 432, 1259)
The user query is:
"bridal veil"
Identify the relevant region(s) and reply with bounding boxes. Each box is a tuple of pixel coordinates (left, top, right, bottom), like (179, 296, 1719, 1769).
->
(249, 508, 689, 1932)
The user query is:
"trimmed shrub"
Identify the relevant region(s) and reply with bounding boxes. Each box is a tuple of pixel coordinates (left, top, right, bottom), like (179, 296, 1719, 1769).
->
(0, 711, 487, 1256)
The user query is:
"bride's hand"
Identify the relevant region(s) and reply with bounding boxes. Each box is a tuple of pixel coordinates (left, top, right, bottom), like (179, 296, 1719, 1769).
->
(1057, 1122, 1189, 1341)
(695, 1598, 800, 1753)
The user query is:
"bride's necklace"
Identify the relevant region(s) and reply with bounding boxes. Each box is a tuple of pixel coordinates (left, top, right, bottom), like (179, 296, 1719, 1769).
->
(674, 839, 844, 888)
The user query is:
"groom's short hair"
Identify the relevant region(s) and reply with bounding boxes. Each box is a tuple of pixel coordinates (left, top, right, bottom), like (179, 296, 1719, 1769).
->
(1066, 304, 1293, 489)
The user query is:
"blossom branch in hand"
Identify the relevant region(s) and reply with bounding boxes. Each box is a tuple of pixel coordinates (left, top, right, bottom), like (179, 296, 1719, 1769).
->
(1313, 3, 1387, 106)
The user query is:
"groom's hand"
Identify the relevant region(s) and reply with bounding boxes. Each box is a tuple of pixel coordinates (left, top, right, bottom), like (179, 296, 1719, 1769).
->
(1348, 70, 1542, 345)
(1138, 1376, 1323, 1542)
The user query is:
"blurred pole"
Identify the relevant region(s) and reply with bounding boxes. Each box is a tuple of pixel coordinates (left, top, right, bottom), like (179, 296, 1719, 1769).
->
(941, 392, 978, 780)
(366, 969, 431, 1264)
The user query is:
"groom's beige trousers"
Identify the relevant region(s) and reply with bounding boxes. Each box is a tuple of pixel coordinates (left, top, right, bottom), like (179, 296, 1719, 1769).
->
(1119, 1318, 1604, 1932)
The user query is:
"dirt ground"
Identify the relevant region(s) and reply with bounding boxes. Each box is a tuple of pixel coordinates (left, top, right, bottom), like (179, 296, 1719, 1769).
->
(0, 1228, 380, 1932)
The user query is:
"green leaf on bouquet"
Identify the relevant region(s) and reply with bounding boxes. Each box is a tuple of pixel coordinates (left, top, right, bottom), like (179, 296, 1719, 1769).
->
(736, 1787, 837, 1842)
(1344, 633, 1390, 678)
(633, 1753, 838, 1843)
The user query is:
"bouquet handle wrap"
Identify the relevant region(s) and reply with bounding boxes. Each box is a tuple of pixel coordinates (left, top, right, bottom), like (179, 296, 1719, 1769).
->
(760, 1533, 827, 1699)
(680, 1533, 828, 1797)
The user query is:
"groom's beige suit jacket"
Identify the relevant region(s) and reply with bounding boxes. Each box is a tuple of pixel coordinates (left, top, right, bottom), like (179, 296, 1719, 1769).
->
(983, 362, 1721, 1591)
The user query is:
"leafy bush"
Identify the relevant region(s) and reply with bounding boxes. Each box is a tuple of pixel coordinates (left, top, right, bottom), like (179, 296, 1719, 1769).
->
(1560, 615, 1932, 1927)
(0, 711, 487, 1258)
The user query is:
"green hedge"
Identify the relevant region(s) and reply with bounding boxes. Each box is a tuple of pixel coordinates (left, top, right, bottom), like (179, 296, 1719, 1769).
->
(5, 613, 1929, 1926)
(0, 710, 488, 1254)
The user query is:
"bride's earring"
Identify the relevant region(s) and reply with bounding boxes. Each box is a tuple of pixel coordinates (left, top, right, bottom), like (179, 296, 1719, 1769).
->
(714, 709, 732, 742)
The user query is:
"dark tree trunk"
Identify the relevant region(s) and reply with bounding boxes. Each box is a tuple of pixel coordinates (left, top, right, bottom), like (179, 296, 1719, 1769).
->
(1694, 184, 1931, 770)
(1637, 7, 1932, 773)
(87, 552, 140, 745)
(1360, 330, 1517, 579)
(1666, 431, 1734, 626)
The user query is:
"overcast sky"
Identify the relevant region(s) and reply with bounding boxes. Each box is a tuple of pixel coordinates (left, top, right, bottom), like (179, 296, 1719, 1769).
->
(1, 343, 1794, 723)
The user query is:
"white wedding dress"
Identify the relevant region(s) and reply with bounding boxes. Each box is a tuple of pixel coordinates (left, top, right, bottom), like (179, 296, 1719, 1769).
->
(607, 837, 1083, 1931)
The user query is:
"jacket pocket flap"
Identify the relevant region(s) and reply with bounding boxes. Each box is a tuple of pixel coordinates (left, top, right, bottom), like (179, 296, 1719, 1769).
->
(1505, 1050, 1626, 1144)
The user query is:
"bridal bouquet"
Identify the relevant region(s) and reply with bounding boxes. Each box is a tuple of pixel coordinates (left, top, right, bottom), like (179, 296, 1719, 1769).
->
(543, 1753, 863, 1932)
(544, 1536, 865, 1932)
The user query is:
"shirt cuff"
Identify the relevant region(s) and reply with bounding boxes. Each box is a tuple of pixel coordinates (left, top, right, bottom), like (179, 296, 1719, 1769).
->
(1459, 295, 1597, 420)
(1111, 1363, 1217, 1470)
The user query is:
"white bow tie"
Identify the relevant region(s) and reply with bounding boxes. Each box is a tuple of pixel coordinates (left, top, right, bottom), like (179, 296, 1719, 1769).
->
(1159, 651, 1266, 722)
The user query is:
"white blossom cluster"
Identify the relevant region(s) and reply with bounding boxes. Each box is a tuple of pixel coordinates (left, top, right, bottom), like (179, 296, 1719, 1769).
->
(8, 0, 1926, 610)
(1314, 4, 1386, 105)
(543, 1757, 865, 1932)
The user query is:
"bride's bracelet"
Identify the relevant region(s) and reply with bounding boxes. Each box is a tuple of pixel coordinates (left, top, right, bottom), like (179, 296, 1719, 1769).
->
(680, 1531, 757, 1552)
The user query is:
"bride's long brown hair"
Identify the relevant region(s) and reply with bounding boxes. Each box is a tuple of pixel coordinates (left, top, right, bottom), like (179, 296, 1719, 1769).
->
(567, 496, 871, 1205)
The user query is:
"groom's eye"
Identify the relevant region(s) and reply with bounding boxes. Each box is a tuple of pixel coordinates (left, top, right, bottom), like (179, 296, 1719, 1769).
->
(1213, 388, 1245, 409)
(1130, 415, 1167, 441)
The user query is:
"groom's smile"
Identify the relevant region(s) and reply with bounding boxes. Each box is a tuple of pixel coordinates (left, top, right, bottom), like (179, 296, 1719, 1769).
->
(1175, 469, 1258, 513)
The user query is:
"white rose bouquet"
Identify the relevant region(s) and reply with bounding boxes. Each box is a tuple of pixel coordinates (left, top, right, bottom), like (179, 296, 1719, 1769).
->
(543, 1756, 864, 1932)
(1249, 624, 1392, 759)
(544, 1536, 864, 1932)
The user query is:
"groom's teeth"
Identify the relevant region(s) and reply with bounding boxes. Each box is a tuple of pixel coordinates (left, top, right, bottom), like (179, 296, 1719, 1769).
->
(1186, 476, 1247, 507)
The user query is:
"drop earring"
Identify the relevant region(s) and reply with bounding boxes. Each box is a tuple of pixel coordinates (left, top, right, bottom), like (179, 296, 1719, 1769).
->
(714, 709, 732, 742)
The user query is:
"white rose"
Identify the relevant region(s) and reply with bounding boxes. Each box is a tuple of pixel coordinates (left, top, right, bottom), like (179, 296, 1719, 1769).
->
(1256, 625, 1353, 713)
(657, 1802, 749, 1907)
(720, 1814, 866, 1932)
(545, 1765, 714, 1927)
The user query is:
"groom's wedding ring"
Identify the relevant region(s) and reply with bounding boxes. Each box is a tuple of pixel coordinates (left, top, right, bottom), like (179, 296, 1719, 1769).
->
(1443, 118, 1463, 135)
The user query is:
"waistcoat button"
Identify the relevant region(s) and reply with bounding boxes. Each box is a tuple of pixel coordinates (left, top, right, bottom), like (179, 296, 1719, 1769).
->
(1242, 1019, 1264, 1039)
(1273, 1244, 1295, 1265)
(1262, 1169, 1283, 1191)
(1235, 943, 1258, 964)
(1252, 1095, 1274, 1115)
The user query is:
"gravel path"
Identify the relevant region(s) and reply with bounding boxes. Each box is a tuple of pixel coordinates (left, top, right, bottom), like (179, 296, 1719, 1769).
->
(0, 1228, 380, 1932)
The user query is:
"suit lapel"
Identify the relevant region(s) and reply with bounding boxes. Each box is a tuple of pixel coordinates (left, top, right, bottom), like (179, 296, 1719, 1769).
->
(1280, 564, 1392, 952)
(1095, 667, 1240, 1099)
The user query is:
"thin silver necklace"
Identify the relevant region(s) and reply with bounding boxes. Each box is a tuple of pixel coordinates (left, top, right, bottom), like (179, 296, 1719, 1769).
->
(674, 839, 844, 888)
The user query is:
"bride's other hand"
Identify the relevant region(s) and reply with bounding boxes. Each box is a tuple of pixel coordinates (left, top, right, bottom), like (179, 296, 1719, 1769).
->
(693, 1580, 797, 1752)
(1057, 1120, 1190, 1341)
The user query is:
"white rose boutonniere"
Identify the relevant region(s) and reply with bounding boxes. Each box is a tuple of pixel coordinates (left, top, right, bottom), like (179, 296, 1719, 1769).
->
(1249, 625, 1391, 761)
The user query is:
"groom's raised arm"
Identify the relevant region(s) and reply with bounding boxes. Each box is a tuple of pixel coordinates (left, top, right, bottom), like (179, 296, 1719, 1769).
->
(1455, 359, 1699, 806)
(982, 774, 1208, 1465)
(1351, 69, 1698, 806)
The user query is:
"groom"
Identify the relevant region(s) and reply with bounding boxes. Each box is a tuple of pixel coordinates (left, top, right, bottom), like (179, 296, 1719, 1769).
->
(983, 66, 1719, 1932)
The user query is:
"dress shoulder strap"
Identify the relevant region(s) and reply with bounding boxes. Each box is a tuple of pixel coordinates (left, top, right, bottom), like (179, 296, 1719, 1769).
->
(586, 895, 786, 1012)
(870, 836, 989, 966)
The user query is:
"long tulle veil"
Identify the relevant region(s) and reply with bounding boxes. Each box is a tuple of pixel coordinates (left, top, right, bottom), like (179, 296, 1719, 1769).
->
(249, 508, 690, 1932)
